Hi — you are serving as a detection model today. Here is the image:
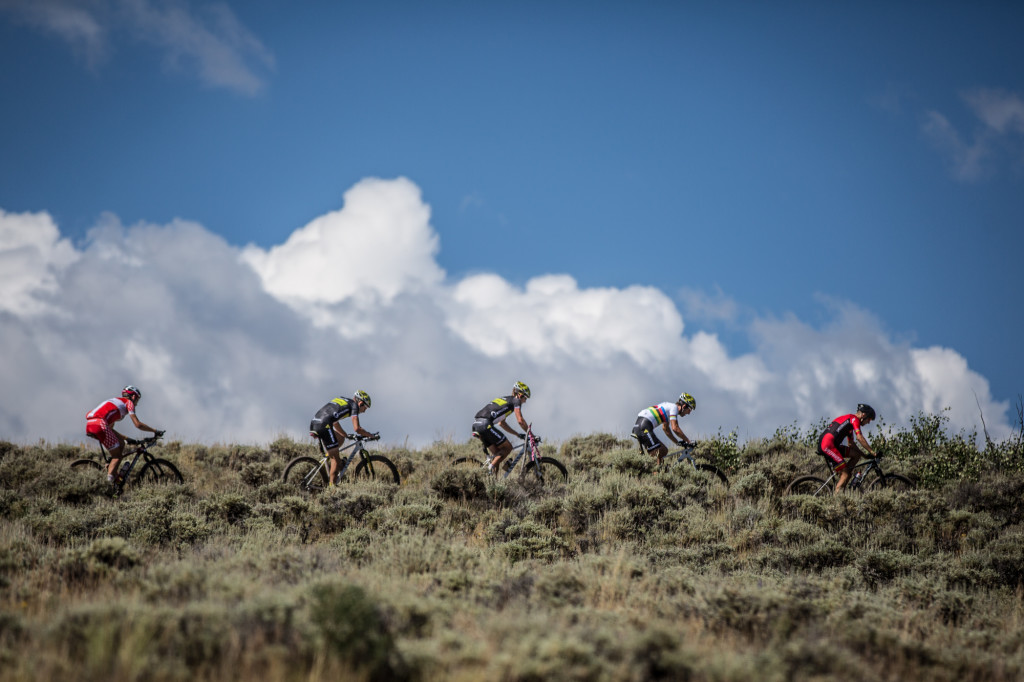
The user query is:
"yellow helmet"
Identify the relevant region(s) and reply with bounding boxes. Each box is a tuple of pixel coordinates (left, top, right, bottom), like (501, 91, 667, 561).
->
(354, 390, 372, 408)
(678, 392, 696, 410)
(513, 381, 531, 399)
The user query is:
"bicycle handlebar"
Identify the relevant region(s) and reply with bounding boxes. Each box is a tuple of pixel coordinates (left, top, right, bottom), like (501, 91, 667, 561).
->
(125, 434, 163, 447)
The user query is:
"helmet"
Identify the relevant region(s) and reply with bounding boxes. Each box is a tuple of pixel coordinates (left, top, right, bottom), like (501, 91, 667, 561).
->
(513, 381, 531, 399)
(678, 392, 696, 410)
(354, 390, 371, 408)
(122, 385, 142, 403)
(857, 403, 876, 420)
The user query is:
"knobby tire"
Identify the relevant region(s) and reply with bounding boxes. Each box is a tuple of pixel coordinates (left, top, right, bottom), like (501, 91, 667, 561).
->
(283, 456, 328, 492)
(785, 475, 831, 497)
(70, 459, 103, 472)
(523, 456, 569, 484)
(353, 454, 401, 484)
(138, 458, 184, 485)
(870, 473, 914, 492)
(694, 463, 729, 487)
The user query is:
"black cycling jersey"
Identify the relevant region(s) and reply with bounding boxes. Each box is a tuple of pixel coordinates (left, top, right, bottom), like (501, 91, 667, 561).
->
(474, 395, 523, 423)
(312, 398, 355, 428)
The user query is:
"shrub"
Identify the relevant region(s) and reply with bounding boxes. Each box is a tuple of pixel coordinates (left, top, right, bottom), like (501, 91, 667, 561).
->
(430, 468, 487, 502)
(310, 583, 408, 682)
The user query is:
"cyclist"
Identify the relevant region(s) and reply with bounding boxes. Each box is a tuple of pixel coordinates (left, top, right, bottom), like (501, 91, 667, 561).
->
(473, 382, 532, 474)
(310, 390, 376, 486)
(85, 385, 163, 484)
(632, 393, 696, 465)
(817, 403, 878, 494)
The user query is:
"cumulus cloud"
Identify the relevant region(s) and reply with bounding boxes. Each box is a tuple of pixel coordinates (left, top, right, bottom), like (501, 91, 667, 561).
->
(0, 177, 1013, 447)
(924, 88, 1024, 181)
(0, 0, 274, 95)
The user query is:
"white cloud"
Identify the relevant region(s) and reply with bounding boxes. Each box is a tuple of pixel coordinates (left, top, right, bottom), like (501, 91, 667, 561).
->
(924, 88, 1024, 182)
(0, 178, 1013, 448)
(0, 0, 108, 67)
(0, 208, 78, 316)
(0, 0, 273, 95)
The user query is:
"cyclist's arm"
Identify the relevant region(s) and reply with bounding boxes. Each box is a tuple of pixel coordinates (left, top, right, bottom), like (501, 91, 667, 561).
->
(350, 414, 374, 438)
(661, 421, 683, 446)
(512, 406, 529, 435)
(497, 417, 523, 438)
(129, 414, 160, 434)
(332, 421, 350, 441)
(854, 431, 876, 457)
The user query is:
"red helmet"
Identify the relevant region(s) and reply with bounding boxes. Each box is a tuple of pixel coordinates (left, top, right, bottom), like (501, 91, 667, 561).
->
(122, 385, 142, 403)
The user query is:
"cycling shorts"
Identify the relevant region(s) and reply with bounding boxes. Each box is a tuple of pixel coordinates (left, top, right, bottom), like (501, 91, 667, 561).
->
(632, 417, 663, 454)
(472, 419, 507, 448)
(817, 432, 849, 470)
(311, 420, 341, 451)
(86, 418, 120, 451)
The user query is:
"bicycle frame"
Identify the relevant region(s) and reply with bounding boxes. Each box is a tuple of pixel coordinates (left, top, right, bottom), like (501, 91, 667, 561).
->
(810, 455, 885, 493)
(503, 428, 544, 479)
(665, 443, 701, 469)
(310, 436, 371, 485)
(101, 438, 157, 481)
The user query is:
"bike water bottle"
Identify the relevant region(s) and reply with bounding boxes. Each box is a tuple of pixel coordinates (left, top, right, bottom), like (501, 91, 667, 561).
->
(852, 472, 864, 488)
(118, 461, 131, 481)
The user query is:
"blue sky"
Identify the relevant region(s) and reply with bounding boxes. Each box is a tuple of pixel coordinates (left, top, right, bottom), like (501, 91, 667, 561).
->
(1, 1, 1022, 445)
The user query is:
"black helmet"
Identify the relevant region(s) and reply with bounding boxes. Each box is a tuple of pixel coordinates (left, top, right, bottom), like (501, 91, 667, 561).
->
(857, 403, 875, 420)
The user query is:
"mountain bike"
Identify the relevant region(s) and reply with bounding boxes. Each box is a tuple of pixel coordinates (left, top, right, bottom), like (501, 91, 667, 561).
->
(283, 433, 400, 491)
(659, 441, 730, 488)
(784, 452, 914, 496)
(70, 434, 183, 496)
(454, 425, 568, 485)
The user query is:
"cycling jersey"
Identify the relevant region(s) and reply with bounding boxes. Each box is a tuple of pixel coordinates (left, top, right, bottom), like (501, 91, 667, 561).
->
(311, 398, 355, 428)
(825, 414, 862, 444)
(817, 414, 863, 469)
(310, 398, 359, 450)
(85, 397, 135, 450)
(475, 395, 523, 423)
(637, 402, 683, 425)
(87, 397, 136, 425)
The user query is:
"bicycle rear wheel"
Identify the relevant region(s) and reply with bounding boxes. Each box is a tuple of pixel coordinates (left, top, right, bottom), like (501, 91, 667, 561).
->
(784, 475, 831, 497)
(70, 459, 103, 472)
(453, 457, 486, 469)
(523, 456, 569, 484)
(352, 454, 401, 484)
(870, 473, 914, 492)
(283, 456, 328, 492)
(138, 458, 184, 485)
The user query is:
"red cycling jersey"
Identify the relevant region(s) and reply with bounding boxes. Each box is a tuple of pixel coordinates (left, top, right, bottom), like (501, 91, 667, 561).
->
(87, 397, 136, 425)
(818, 414, 863, 469)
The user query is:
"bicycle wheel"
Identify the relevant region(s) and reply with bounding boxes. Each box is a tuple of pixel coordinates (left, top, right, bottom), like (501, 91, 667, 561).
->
(870, 473, 914, 492)
(784, 476, 831, 497)
(70, 459, 103, 473)
(283, 456, 328, 492)
(453, 457, 486, 469)
(693, 463, 729, 488)
(352, 454, 401, 484)
(523, 456, 569, 484)
(137, 458, 184, 485)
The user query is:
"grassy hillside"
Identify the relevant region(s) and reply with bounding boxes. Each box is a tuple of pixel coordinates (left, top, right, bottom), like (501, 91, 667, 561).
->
(1, 411, 1023, 681)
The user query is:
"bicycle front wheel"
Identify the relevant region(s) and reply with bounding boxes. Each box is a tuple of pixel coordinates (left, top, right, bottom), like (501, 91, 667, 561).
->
(693, 463, 729, 488)
(784, 476, 831, 497)
(283, 456, 328, 492)
(353, 455, 401, 484)
(138, 458, 184, 485)
(870, 473, 914, 492)
(523, 456, 569, 484)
